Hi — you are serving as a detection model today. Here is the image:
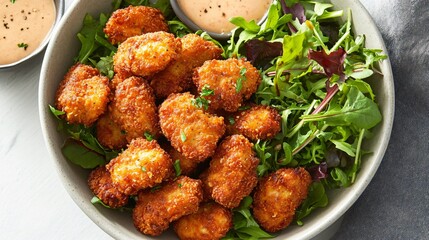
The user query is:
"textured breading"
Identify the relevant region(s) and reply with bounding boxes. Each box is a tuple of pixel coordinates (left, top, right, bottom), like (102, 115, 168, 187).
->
(113, 32, 181, 77)
(228, 105, 281, 141)
(109, 76, 160, 142)
(159, 92, 226, 162)
(133, 176, 203, 236)
(95, 111, 127, 150)
(104, 5, 169, 45)
(87, 166, 129, 208)
(200, 135, 259, 208)
(106, 138, 173, 196)
(164, 143, 200, 176)
(192, 58, 261, 112)
(55, 63, 110, 126)
(150, 34, 223, 98)
(109, 71, 131, 92)
(252, 167, 312, 232)
(173, 202, 233, 240)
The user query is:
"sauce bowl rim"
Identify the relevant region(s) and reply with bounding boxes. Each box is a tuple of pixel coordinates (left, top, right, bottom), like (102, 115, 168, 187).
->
(0, 0, 65, 69)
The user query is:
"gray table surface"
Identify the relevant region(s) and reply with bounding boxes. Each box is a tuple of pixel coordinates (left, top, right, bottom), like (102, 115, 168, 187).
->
(0, 0, 427, 239)
(333, 0, 429, 239)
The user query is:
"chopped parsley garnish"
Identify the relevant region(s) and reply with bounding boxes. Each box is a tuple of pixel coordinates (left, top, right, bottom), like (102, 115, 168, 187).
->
(180, 130, 187, 142)
(17, 43, 28, 50)
(144, 131, 153, 141)
(236, 67, 247, 92)
(192, 85, 214, 110)
(10, 0, 16, 3)
(173, 160, 182, 177)
(141, 166, 147, 172)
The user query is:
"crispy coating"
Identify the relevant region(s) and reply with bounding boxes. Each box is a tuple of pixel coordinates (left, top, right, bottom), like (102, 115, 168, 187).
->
(87, 166, 129, 208)
(55, 63, 110, 126)
(174, 202, 233, 240)
(165, 143, 200, 176)
(95, 111, 128, 150)
(150, 34, 223, 98)
(104, 6, 169, 45)
(228, 105, 281, 141)
(252, 167, 312, 232)
(159, 92, 226, 162)
(113, 32, 181, 77)
(133, 176, 204, 236)
(192, 58, 261, 112)
(109, 71, 131, 92)
(200, 135, 259, 208)
(106, 137, 173, 196)
(109, 76, 160, 142)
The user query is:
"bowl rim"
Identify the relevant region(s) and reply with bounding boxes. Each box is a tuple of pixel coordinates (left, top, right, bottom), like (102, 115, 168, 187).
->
(0, 0, 65, 69)
(38, 0, 395, 239)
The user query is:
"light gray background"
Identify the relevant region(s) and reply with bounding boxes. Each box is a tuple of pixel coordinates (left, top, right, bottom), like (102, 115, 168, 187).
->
(0, 0, 426, 239)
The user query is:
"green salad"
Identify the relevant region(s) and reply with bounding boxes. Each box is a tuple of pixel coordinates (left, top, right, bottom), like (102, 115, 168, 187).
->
(50, 0, 387, 239)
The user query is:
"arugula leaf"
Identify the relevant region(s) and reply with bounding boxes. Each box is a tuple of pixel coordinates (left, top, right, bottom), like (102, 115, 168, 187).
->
(224, 196, 273, 240)
(302, 86, 382, 129)
(169, 19, 192, 37)
(295, 181, 328, 225)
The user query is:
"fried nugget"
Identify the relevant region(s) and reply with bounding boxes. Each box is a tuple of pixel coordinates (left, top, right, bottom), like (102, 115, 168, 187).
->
(164, 143, 200, 176)
(133, 176, 203, 236)
(88, 166, 129, 208)
(228, 105, 281, 141)
(55, 63, 110, 126)
(104, 6, 169, 45)
(106, 137, 173, 195)
(252, 167, 312, 232)
(193, 58, 261, 112)
(109, 76, 160, 142)
(200, 135, 259, 208)
(150, 34, 223, 98)
(113, 32, 181, 77)
(173, 202, 233, 240)
(159, 92, 226, 162)
(95, 111, 127, 150)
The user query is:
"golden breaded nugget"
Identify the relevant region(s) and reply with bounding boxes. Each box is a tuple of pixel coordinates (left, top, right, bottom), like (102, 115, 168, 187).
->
(113, 32, 181, 77)
(200, 135, 259, 208)
(104, 6, 169, 45)
(95, 111, 127, 150)
(87, 166, 129, 208)
(106, 138, 173, 195)
(150, 34, 223, 98)
(193, 58, 261, 112)
(252, 167, 312, 232)
(164, 143, 200, 176)
(109, 76, 160, 142)
(159, 92, 226, 162)
(109, 71, 131, 92)
(55, 63, 110, 126)
(174, 202, 233, 240)
(133, 176, 203, 236)
(228, 105, 281, 141)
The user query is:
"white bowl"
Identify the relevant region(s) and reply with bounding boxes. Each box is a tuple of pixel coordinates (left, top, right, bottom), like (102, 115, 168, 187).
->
(38, 0, 394, 239)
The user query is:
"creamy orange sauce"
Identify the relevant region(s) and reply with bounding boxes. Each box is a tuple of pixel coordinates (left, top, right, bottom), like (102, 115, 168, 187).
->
(0, 0, 56, 65)
(178, 0, 272, 34)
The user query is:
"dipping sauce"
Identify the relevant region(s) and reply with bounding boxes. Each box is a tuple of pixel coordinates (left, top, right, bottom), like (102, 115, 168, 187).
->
(178, 0, 272, 34)
(0, 0, 56, 65)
